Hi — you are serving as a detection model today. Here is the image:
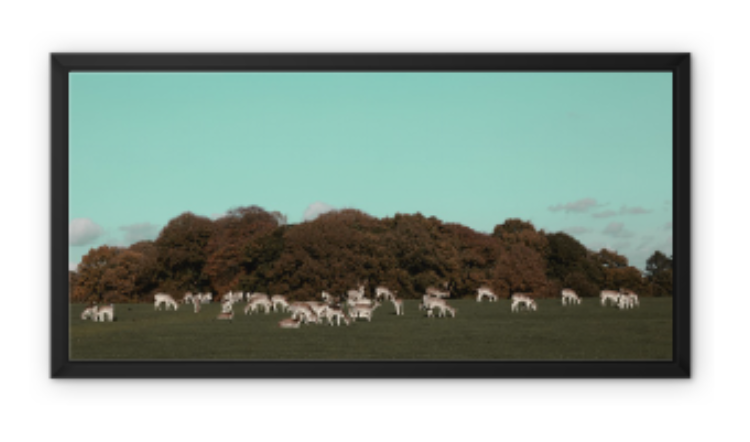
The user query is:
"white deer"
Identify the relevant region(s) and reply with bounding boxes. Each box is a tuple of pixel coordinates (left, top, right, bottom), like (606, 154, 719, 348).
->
(216, 308, 234, 321)
(561, 288, 582, 306)
(305, 301, 330, 322)
(426, 281, 451, 298)
(221, 300, 234, 313)
(349, 301, 381, 322)
(600, 290, 620, 307)
(391, 298, 404, 315)
(421, 296, 456, 317)
(154, 293, 179, 311)
(375, 286, 396, 301)
(347, 297, 373, 309)
(476, 286, 498, 302)
(192, 296, 202, 313)
(620, 288, 640, 308)
(271, 295, 290, 312)
(346, 284, 366, 302)
(81, 305, 98, 321)
(510, 293, 537, 312)
(247, 292, 270, 304)
(244, 298, 273, 315)
(180, 292, 195, 304)
(326, 307, 351, 326)
(95, 304, 115, 322)
(278, 318, 301, 328)
(289, 303, 318, 324)
(321, 291, 338, 304)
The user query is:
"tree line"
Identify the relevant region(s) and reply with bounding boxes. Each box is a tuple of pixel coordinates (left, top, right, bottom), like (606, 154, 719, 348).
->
(69, 206, 674, 303)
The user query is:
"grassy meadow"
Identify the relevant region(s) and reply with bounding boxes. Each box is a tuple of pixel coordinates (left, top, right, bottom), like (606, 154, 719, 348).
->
(69, 298, 673, 361)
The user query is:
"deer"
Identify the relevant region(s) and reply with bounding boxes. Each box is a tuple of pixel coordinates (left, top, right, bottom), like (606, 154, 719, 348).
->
(326, 306, 351, 326)
(271, 295, 290, 312)
(619, 288, 639, 308)
(561, 288, 582, 306)
(289, 303, 318, 324)
(391, 298, 404, 315)
(421, 296, 456, 318)
(180, 292, 195, 305)
(349, 301, 381, 322)
(600, 290, 620, 307)
(244, 298, 273, 315)
(425, 281, 451, 298)
(375, 286, 396, 302)
(216, 310, 234, 321)
(154, 293, 179, 311)
(95, 304, 115, 322)
(278, 318, 302, 329)
(510, 293, 537, 312)
(80, 305, 98, 321)
(476, 286, 498, 302)
(192, 296, 202, 313)
(346, 283, 366, 302)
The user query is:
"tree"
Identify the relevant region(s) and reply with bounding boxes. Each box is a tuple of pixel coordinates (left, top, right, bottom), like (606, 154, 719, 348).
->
(203, 206, 280, 295)
(73, 245, 121, 303)
(594, 248, 629, 269)
(645, 251, 673, 296)
(545, 232, 603, 296)
(154, 212, 215, 294)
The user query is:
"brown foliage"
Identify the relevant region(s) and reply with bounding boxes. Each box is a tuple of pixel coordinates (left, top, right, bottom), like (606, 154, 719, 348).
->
(70, 206, 657, 304)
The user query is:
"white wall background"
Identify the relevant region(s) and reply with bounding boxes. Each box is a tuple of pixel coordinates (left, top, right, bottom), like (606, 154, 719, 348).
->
(0, 1, 744, 440)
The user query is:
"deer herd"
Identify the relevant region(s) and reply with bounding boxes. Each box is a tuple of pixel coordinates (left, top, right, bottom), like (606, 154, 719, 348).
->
(79, 282, 641, 325)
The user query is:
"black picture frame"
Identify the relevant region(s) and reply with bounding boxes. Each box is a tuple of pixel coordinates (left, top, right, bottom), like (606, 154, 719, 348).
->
(52, 53, 690, 378)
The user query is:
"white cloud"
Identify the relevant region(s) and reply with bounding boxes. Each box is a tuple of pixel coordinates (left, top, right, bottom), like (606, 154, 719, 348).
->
(549, 198, 600, 213)
(119, 222, 160, 244)
(602, 222, 634, 238)
(69, 218, 104, 246)
(211, 212, 227, 220)
(562, 226, 592, 235)
(69, 262, 78, 272)
(620, 205, 651, 215)
(303, 201, 337, 221)
(592, 210, 618, 219)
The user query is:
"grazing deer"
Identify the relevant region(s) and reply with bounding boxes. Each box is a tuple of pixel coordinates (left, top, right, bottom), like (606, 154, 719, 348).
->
(180, 292, 195, 304)
(271, 295, 290, 312)
(510, 293, 537, 312)
(375, 286, 396, 302)
(421, 296, 455, 318)
(561, 288, 582, 306)
(289, 303, 318, 324)
(81, 305, 98, 321)
(476, 286, 498, 302)
(278, 318, 301, 329)
(95, 304, 115, 322)
(244, 298, 273, 315)
(154, 293, 179, 311)
(619, 288, 639, 307)
(600, 290, 620, 307)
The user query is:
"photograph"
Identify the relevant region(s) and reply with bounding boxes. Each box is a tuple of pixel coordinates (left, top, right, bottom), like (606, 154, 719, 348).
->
(57, 55, 686, 373)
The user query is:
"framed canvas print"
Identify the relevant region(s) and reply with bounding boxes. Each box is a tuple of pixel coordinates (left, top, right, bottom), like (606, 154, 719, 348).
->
(52, 53, 690, 378)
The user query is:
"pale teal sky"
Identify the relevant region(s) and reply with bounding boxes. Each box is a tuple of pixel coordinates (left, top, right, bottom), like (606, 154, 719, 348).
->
(69, 72, 672, 270)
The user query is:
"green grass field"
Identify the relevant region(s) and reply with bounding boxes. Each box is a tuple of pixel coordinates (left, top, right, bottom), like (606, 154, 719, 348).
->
(69, 298, 673, 360)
